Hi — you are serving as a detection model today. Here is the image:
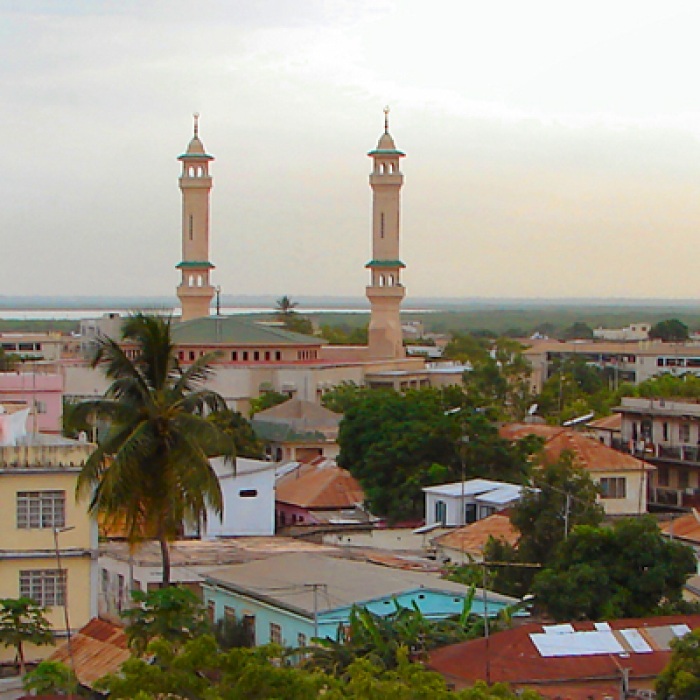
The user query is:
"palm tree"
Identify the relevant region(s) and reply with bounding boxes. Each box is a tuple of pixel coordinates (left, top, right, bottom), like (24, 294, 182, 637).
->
(75, 313, 235, 585)
(275, 295, 298, 318)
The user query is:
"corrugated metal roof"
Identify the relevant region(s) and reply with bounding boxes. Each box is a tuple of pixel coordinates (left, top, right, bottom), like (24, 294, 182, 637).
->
(49, 618, 129, 688)
(428, 614, 700, 694)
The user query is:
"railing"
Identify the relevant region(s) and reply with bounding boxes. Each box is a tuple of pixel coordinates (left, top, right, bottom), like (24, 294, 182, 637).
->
(650, 487, 683, 508)
(657, 444, 700, 463)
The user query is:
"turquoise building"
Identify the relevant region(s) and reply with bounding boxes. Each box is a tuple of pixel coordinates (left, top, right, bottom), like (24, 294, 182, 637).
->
(201, 552, 519, 647)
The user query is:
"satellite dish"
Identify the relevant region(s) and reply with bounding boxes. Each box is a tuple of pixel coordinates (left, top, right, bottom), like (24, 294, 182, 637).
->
(562, 412, 595, 427)
(528, 403, 538, 416)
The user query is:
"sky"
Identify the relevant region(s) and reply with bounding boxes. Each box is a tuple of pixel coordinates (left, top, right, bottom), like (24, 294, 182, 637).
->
(3, 0, 700, 301)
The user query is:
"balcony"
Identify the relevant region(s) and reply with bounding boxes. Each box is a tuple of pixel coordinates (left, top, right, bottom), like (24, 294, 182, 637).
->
(657, 444, 700, 464)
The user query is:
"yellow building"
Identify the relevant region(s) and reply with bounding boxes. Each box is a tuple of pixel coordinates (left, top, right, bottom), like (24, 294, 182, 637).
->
(0, 405, 96, 665)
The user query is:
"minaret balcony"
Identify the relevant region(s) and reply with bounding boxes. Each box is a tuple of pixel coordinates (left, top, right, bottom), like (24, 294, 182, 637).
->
(179, 176, 213, 189)
(366, 285, 406, 300)
(369, 173, 403, 186)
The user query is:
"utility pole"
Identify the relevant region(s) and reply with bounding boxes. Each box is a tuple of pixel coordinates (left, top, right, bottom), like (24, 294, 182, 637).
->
(303, 583, 327, 640)
(563, 492, 572, 540)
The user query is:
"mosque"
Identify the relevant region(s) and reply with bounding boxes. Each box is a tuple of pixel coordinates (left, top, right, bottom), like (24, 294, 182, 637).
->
(65, 113, 462, 411)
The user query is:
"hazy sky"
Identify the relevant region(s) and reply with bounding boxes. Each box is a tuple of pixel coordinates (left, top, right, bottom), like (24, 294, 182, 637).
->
(4, 0, 700, 301)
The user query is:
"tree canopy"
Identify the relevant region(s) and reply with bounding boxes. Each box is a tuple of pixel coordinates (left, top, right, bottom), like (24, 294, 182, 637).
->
(336, 387, 538, 522)
(485, 452, 603, 597)
(0, 597, 54, 674)
(650, 318, 690, 341)
(533, 516, 696, 621)
(74, 313, 236, 584)
(657, 628, 700, 700)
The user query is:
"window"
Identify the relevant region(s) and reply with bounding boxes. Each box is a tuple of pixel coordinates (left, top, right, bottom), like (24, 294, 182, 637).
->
(434, 500, 446, 525)
(243, 615, 256, 645)
(117, 574, 125, 611)
(464, 503, 477, 524)
(265, 351, 271, 361)
(231, 351, 238, 361)
(20, 570, 65, 606)
(681, 424, 691, 443)
(298, 633, 307, 648)
(34, 400, 47, 414)
(599, 477, 627, 499)
(663, 422, 669, 441)
(239, 489, 258, 498)
(100, 568, 110, 596)
(275, 351, 281, 361)
(253, 351, 260, 361)
(658, 465, 670, 487)
(224, 605, 236, 620)
(242, 351, 249, 361)
(270, 622, 282, 645)
(679, 470, 690, 489)
(17, 491, 65, 529)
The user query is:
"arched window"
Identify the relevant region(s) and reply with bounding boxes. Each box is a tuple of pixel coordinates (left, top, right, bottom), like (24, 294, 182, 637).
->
(188, 275, 194, 286)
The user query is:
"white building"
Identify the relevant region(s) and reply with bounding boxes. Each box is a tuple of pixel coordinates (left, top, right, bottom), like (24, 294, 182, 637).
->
(423, 479, 525, 528)
(199, 457, 276, 539)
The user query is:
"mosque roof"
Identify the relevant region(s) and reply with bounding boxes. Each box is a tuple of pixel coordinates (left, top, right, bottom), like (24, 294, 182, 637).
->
(171, 316, 323, 346)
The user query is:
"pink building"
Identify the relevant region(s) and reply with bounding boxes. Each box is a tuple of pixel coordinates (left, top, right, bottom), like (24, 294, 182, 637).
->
(0, 372, 63, 434)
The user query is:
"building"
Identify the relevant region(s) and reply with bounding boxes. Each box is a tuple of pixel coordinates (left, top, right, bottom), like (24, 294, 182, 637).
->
(0, 371, 64, 434)
(524, 338, 700, 394)
(176, 114, 216, 322)
(585, 412, 622, 448)
(199, 457, 276, 539)
(593, 322, 651, 341)
(423, 479, 525, 528)
(431, 512, 519, 564)
(366, 108, 406, 361)
(428, 615, 700, 699)
(252, 398, 341, 462)
(615, 396, 700, 510)
(500, 423, 654, 516)
(275, 458, 371, 529)
(0, 406, 96, 665)
(202, 551, 518, 647)
(97, 537, 342, 624)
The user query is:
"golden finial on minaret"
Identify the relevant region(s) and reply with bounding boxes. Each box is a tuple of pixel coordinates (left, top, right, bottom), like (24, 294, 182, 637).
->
(383, 105, 390, 133)
(193, 112, 200, 138)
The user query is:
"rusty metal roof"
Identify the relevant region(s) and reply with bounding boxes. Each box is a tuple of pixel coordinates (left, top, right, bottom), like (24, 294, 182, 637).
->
(49, 618, 129, 688)
(428, 614, 700, 697)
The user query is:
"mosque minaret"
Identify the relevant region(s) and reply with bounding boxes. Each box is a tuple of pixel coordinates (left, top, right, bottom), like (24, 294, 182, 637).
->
(176, 114, 215, 322)
(365, 108, 406, 360)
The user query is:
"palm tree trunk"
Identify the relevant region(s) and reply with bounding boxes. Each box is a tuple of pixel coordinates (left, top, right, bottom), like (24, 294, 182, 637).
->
(159, 535, 171, 586)
(17, 642, 25, 675)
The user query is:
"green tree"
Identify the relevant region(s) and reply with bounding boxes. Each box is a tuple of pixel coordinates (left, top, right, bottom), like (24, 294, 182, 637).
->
(650, 318, 690, 341)
(461, 338, 534, 421)
(657, 628, 700, 700)
(209, 408, 265, 458)
(0, 597, 54, 674)
(321, 381, 368, 414)
(633, 374, 700, 400)
(74, 313, 236, 585)
(485, 452, 604, 597)
(122, 587, 210, 657)
(561, 321, 594, 340)
(337, 388, 536, 522)
(0, 348, 17, 371)
(249, 390, 290, 416)
(23, 660, 77, 695)
(442, 334, 490, 364)
(320, 324, 369, 346)
(533, 516, 696, 621)
(275, 295, 314, 335)
(275, 295, 299, 317)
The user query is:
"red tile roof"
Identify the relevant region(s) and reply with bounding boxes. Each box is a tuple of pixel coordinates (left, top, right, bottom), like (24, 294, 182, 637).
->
(49, 618, 129, 688)
(586, 413, 622, 432)
(660, 512, 700, 545)
(276, 460, 365, 509)
(499, 424, 654, 473)
(428, 615, 700, 697)
(432, 512, 519, 558)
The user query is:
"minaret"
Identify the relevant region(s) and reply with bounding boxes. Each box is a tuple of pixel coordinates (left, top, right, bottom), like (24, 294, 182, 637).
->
(176, 114, 215, 322)
(366, 108, 406, 360)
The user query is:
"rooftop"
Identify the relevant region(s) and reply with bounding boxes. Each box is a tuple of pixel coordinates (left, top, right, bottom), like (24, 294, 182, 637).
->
(171, 315, 323, 347)
(432, 512, 519, 558)
(203, 551, 515, 618)
(428, 615, 700, 697)
(499, 423, 655, 473)
(276, 459, 365, 510)
(252, 399, 341, 442)
(423, 478, 525, 504)
(49, 618, 129, 689)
